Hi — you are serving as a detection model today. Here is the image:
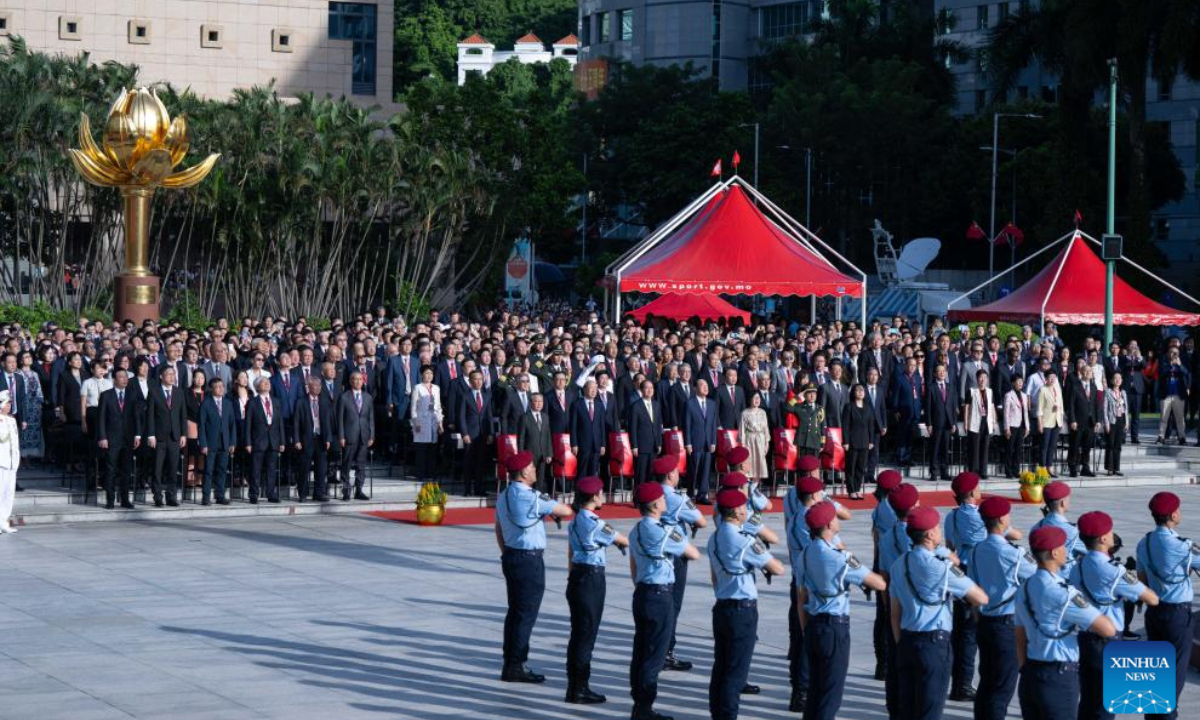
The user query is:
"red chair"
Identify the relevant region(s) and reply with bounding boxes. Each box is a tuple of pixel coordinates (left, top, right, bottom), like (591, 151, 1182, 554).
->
(716, 429, 740, 473)
(551, 433, 577, 499)
(608, 431, 634, 501)
(495, 434, 519, 494)
(773, 427, 798, 496)
(820, 427, 845, 496)
(661, 428, 687, 474)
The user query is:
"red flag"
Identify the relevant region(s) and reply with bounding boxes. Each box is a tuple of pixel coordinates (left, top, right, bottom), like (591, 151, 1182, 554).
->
(1074, 209, 1083, 227)
(732, 150, 741, 169)
(996, 222, 1025, 246)
(710, 158, 722, 178)
(966, 221, 987, 241)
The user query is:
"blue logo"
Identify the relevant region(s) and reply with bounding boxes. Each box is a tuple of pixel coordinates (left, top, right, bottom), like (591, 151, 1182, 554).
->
(1103, 641, 1176, 714)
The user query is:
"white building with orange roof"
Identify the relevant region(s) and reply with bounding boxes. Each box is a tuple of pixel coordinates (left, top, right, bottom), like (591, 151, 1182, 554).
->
(456, 31, 579, 84)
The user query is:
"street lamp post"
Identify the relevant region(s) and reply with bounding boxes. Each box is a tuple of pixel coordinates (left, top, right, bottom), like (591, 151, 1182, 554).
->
(981, 144, 1026, 286)
(990, 112, 1042, 290)
(777, 144, 814, 227)
(1104, 59, 1118, 346)
(740, 122, 760, 186)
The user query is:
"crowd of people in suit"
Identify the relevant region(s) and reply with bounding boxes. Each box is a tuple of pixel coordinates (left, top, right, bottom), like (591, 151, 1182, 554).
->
(0, 305, 1196, 510)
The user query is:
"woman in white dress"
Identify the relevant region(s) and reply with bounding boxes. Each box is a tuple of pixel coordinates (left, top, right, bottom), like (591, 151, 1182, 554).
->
(409, 365, 443, 482)
(0, 390, 21, 534)
(738, 391, 771, 482)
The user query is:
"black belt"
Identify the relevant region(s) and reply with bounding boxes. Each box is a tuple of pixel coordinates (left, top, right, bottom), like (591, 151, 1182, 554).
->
(1025, 660, 1079, 672)
(503, 548, 544, 557)
(570, 563, 606, 576)
(1079, 631, 1112, 644)
(715, 598, 757, 609)
(638, 583, 674, 593)
(979, 614, 1015, 626)
(808, 613, 850, 625)
(902, 629, 951, 640)
(1157, 601, 1193, 609)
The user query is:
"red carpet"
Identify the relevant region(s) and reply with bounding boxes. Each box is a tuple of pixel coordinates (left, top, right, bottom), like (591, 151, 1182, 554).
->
(368, 490, 1024, 527)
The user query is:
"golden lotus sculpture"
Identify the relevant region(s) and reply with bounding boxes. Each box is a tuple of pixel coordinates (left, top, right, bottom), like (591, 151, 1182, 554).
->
(68, 88, 219, 320)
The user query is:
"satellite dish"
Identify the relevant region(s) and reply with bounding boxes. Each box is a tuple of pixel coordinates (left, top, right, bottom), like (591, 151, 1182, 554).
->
(896, 237, 941, 280)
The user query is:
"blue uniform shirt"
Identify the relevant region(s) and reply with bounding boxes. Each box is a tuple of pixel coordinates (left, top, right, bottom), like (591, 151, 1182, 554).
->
(968, 533, 1037, 617)
(785, 491, 844, 587)
(879, 521, 912, 578)
(889, 545, 977, 632)
(1136, 526, 1200, 604)
(1069, 550, 1147, 627)
(1015, 568, 1102, 662)
(630, 516, 690, 585)
(662, 484, 703, 532)
(1030, 513, 1085, 577)
(708, 521, 772, 600)
(802, 538, 870, 617)
(748, 482, 770, 513)
(872, 499, 898, 543)
(715, 508, 766, 536)
(944, 503, 986, 569)
(496, 483, 556, 550)
(568, 508, 617, 566)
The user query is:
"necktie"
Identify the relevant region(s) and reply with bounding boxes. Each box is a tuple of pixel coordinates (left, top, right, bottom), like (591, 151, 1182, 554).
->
(355, 392, 362, 412)
(216, 399, 221, 417)
(729, 386, 735, 404)
(646, 399, 653, 422)
(326, 380, 333, 396)
(869, 386, 875, 405)
(587, 400, 594, 420)
(475, 390, 483, 412)
(940, 382, 946, 402)
(449, 362, 457, 380)
(535, 412, 541, 428)
(558, 390, 565, 410)
(762, 392, 769, 407)
(165, 388, 171, 408)
(303, 366, 310, 382)
(117, 390, 124, 410)
(311, 397, 319, 432)
(520, 392, 527, 411)
(283, 374, 290, 393)
(265, 397, 272, 422)
(700, 398, 706, 417)
(711, 370, 719, 387)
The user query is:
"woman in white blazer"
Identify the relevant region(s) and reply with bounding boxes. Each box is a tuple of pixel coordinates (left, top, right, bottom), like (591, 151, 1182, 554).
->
(409, 365, 443, 482)
(1036, 372, 1066, 476)
(0, 391, 20, 533)
(1002, 375, 1031, 478)
(965, 369, 998, 478)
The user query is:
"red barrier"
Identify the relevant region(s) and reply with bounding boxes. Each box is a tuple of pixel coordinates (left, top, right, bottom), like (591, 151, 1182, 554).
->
(552, 433, 577, 479)
(820, 427, 845, 472)
(773, 427, 798, 471)
(608, 431, 634, 477)
(496, 433, 519, 480)
(662, 428, 687, 474)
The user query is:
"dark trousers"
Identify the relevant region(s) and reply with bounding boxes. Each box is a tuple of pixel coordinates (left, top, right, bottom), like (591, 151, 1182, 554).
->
(873, 586, 890, 675)
(970, 422, 990, 477)
(710, 600, 758, 720)
(577, 448, 600, 478)
(630, 583, 676, 708)
(896, 420, 914, 464)
(867, 435, 881, 480)
(1078, 631, 1113, 720)
(1145, 603, 1195, 720)
(804, 614, 851, 720)
(951, 598, 978, 692)
(565, 565, 605, 680)
(898, 630, 952, 720)
(974, 615, 1017, 720)
(1018, 660, 1079, 720)
(1005, 426, 1026, 477)
(633, 450, 654, 485)
(501, 549, 545, 667)
(1041, 426, 1060, 470)
(153, 441, 182, 501)
(250, 448, 278, 501)
(1068, 424, 1094, 474)
(463, 435, 489, 495)
(202, 450, 229, 501)
(341, 440, 367, 492)
(299, 435, 328, 499)
(1127, 391, 1141, 441)
(689, 449, 712, 499)
(103, 444, 133, 501)
(846, 447, 867, 494)
(885, 617, 901, 717)
(788, 583, 810, 693)
(668, 556, 689, 654)
(1104, 418, 1125, 472)
(931, 427, 951, 478)
(414, 441, 437, 481)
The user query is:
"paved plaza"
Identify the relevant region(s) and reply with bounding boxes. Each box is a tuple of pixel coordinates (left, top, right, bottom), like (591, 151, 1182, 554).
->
(0, 484, 1198, 720)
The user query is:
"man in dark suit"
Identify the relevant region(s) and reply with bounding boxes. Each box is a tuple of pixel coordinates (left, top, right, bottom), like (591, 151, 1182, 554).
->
(97, 369, 138, 509)
(684, 377, 718, 504)
(1120, 342, 1146, 443)
(614, 357, 641, 428)
(863, 367, 888, 479)
(996, 346, 1026, 408)
(198, 377, 237, 505)
(670, 364, 695, 432)
(889, 357, 923, 468)
(433, 345, 461, 405)
(859, 333, 892, 394)
(293, 376, 334, 501)
(925, 363, 958, 480)
(457, 370, 492, 497)
(145, 366, 187, 507)
(336, 371, 375, 500)
(0, 353, 29, 432)
(245, 377, 285, 503)
(570, 380, 607, 477)
(545, 371, 574, 435)
(628, 379, 663, 484)
(819, 362, 848, 430)
(504, 374, 534, 434)
(518, 393, 552, 491)
(716, 368, 746, 430)
(387, 340, 419, 451)
(656, 364, 681, 429)
(1065, 365, 1101, 477)
(755, 372, 782, 430)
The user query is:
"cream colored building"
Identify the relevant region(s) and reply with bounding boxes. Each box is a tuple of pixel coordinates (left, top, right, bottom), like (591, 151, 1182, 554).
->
(0, 0, 394, 107)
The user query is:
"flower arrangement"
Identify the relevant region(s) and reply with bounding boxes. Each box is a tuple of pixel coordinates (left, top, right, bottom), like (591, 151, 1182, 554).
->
(1018, 467, 1051, 503)
(416, 481, 447, 507)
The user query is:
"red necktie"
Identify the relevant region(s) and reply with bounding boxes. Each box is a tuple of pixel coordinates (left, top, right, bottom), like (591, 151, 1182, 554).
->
(588, 400, 594, 420)
(729, 387, 735, 403)
(449, 363, 457, 380)
(475, 391, 483, 412)
(265, 397, 272, 422)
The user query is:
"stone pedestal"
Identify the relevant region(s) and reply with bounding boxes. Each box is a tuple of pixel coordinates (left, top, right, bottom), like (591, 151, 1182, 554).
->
(114, 274, 161, 324)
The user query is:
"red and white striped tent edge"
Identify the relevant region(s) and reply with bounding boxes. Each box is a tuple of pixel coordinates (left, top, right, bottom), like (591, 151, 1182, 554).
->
(604, 176, 868, 327)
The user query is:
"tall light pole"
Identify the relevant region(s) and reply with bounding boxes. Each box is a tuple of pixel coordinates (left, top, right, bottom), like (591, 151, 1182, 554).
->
(739, 122, 760, 186)
(1104, 59, 1118, 346)
(777, 144, 813, 227)
(580, 152, 588, 265)
(981, 144, 1026, 286)
(990, 113, 1041, 289)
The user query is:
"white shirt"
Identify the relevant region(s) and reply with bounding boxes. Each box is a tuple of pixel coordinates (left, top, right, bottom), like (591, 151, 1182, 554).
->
(82, 377, 113, 408)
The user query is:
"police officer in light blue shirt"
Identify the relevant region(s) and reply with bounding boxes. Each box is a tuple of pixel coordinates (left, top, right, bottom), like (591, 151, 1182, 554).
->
(944, 472, 989, 701)
(878, 481, 921, 718)
(801, 500, 886, 720)
(889, 505, 988, 720)
(494, 451, 573, 684)
(1136, 491, 1200, 720)
(629, 480, 699, 720)
(1073, 511, 1158, 720)
(656, 453, 706, 673)
(870, 469, 902, 683)
(968, 496, 1037, 720)
(724, 445, 773, 515)
(1030, 480, 1086, 577)
(717, 472, 780, 545)
(1016, 526, 1116, 720)
(707, 488, 783, 720)
(565, 476, 629, 705)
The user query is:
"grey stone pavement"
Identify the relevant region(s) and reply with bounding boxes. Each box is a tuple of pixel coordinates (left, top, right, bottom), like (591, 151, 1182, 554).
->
(0, 485, 1198, 720)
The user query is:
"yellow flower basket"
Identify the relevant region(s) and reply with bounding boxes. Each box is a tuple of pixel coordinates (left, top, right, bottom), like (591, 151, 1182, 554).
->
(416, 481, 447, 526)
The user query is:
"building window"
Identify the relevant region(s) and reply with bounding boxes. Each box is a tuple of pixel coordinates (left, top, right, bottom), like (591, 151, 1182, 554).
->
(0, 13, 9, 35)
(761, 2, 813, 40)
(975, 89, 987, 112)
(1157, 75, 1174, 102)
(59, 16, 82, 41)
(200, 24, 224, 48)
(712, 0, 722, 78)
(597, 12, 610, 42)
(329, 2, 377, 95)
(127, 19, 151, 45)
(272, 28, 294, 53)
(997, 2, 1009, 22)
(619, 9, 633, 41)
(581, 14, 591, 45)
(977, 4, 989, 30)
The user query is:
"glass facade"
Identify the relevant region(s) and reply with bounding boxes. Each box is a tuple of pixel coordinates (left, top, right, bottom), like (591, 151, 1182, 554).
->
(328, 2, 377, 95)
(760, 2, 814, 40)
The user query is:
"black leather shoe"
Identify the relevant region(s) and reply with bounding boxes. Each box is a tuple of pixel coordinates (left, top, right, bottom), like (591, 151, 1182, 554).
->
(874, 664, 886, 680)
(662, 653, 692, 671)
(949, 686, 977, 702)
(500, 665, 545, 683)
(1081, 469, 1096, 477)
(354, 490, 370, 501)
(201, 499, 212, 506)
(789, 690, 807, 712)
(15, 483, 24, 492)
(566, 685, 607, 704)
(631, 706, 674, 720)
(249, 497, 259, 505)
(217, 498, 231, 505)
(154, 498, 164, 508)
(740, 684, 760, 695)
(342, 491, 352, 501)
(268, 497, 281, 504)
(1122, 629, 1142, 639)
(120, 501, 135, 510)
(105, 498, 115, 510)
(166, 498, 179, 507)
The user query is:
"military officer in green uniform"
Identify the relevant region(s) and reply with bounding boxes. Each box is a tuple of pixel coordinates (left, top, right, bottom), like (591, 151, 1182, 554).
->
(788, 385, 826, 458)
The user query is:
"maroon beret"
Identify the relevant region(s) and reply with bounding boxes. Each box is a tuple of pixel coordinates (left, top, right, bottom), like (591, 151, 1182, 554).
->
(797, 476, 824, 495)
(888, 483, 920, 513)
(979, 496, 1012, 521)
(1030, 525, 1067, 552)
(1043, 481, 1071, 502)
(1077, 511, 1113, 538)
(719, 472, 749, 488)
(907, 506, 940, 532)
(575, 476, 603, 496)
(804, 500, 837, 530)
(951, 472, 980, 496)
(634, 482, 664, 504)
(876, 469, 903, 491)
(653, 454, 679, 476)
(797, 455, 820, 473)
(717, 488, 748, 510)
(725, 446, 750, 466)
(1149, 491, 1181, 516)
(504, 450, 534, 473)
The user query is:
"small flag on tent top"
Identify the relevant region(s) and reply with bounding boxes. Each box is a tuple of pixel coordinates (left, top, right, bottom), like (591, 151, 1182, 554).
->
(1074, 209, 1083, 227)
(995, 222, 1025, 246)
(966, 221, 987, 241)
(710, 158, 722, 178)
(732, 150, 741, 170)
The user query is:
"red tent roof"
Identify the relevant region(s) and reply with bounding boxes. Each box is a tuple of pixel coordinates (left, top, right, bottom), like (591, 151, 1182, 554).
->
(948, 234, 1200, 326)
(460, 33, 490, 45)
(625, 293, 751, 323)
(619, 185, 861, 298)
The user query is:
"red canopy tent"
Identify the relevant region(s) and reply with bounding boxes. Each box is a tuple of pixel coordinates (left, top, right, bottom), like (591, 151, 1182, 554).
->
(625, 293, 752, 324)
(947, 233, 1200, 326)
